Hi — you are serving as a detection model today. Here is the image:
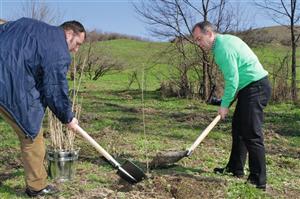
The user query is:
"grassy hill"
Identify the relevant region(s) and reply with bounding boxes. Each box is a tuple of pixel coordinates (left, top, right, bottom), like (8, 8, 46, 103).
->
(257, 26, 300, 43)
(81, 38, 300, 94)
(237, 25, 300, 47)
(0, 37, 299, 198)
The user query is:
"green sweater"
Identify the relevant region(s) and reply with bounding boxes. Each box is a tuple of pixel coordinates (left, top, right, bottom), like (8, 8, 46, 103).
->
(212, 34, 268, 108)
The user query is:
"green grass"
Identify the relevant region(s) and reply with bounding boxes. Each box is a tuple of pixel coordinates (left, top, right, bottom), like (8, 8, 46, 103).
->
(0, 39, 299, 198)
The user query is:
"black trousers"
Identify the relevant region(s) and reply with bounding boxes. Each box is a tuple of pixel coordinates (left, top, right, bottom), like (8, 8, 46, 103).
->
(226, 76, 271, 186)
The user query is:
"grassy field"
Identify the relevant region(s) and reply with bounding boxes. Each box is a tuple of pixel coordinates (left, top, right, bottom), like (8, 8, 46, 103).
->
(0, 39, 299, 198)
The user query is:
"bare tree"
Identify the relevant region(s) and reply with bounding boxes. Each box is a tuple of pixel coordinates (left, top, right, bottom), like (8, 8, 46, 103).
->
(13, 0, 63, 25)
(75, 42, 124, 81)
(135, 0, 238, 100)
(255, 0, 300, 102)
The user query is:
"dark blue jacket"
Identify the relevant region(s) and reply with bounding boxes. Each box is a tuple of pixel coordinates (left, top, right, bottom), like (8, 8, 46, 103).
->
(0, 18, 74, 139)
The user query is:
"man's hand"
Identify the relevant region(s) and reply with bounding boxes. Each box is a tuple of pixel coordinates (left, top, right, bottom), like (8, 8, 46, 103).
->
(218, 107, 229, 120)
(66, 117, 78, 132)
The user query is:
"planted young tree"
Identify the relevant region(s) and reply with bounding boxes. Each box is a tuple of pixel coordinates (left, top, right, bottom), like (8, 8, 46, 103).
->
(255, 0, 300, 102)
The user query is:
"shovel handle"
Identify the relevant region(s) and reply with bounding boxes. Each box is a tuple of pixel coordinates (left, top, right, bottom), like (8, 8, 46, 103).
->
(187, 115, 221, 156)
(75, 124, 120, 168)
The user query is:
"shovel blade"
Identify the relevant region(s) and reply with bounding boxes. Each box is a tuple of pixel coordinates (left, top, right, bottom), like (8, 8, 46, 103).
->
(116, 160, 146, 184)
(150, 150, 188, 169)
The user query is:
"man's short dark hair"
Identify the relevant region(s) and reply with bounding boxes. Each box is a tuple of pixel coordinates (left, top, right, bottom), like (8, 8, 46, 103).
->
(60, 20, 86, 37)
(192, 21, 217, 34)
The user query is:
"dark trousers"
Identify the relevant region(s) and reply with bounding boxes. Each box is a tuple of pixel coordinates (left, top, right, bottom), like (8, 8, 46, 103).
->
(226, 76, 271, 186)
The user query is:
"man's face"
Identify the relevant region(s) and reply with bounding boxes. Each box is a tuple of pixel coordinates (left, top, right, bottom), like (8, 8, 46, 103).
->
(65, 30, 85, 53)
(193, 27, 213, 51)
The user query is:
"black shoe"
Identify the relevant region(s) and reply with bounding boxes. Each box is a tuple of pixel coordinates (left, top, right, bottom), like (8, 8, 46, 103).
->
(25, 185, 59, 197)
(246, 176, 266, 191)
(214, 167, 244, 178)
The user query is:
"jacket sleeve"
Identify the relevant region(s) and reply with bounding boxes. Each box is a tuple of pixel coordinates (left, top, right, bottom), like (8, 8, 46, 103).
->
(42, 59, 74, 124)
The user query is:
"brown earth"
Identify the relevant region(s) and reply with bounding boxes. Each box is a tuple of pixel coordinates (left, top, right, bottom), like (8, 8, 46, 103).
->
(65, 174, 227, 199)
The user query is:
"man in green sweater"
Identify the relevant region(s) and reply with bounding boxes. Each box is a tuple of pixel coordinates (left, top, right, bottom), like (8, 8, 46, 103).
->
(192, 21, 271, 190)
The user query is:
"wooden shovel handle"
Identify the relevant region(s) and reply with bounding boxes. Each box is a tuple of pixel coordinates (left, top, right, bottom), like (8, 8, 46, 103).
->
(75, 124, 120, 167)
(187, 115, 221, 156)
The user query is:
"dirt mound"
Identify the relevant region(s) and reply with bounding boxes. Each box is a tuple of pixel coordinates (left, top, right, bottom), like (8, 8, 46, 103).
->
(68, 174, 226, 199)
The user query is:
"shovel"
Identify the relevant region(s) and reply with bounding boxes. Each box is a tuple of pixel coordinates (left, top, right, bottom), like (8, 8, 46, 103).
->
(150, 115, 221, 168)
(75, 125, 146, 183)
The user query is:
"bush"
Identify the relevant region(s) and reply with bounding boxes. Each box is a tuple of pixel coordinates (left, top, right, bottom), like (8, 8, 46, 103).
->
(86, 30, 146, 42)
(157, 81, 181, 98)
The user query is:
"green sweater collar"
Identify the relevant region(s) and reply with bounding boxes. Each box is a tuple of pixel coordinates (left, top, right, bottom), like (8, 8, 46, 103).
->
(212, 34, 220, 53)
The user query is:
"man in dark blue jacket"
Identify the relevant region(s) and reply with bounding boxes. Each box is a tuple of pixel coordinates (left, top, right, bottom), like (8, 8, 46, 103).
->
(0, 18, 85, 197)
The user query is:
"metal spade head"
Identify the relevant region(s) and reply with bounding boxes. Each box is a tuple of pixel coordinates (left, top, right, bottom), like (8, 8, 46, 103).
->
(149, 150, 188, 169)
(116, 160, 146, 184)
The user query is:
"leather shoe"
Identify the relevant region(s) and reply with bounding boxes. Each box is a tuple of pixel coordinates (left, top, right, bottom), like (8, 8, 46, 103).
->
(25, 185, 59, 197)
(246, 176, 266, 191)
(214, 167, 244, 178)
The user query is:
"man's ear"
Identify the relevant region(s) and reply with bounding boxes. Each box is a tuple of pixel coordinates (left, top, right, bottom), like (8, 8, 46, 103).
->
(207, 30, 213, 38)
(65, 29, 74, 40)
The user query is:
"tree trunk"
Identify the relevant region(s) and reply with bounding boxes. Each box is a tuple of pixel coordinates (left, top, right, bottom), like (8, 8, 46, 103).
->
(201, 53, 210, 100)
(291, 24, 298, 102)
